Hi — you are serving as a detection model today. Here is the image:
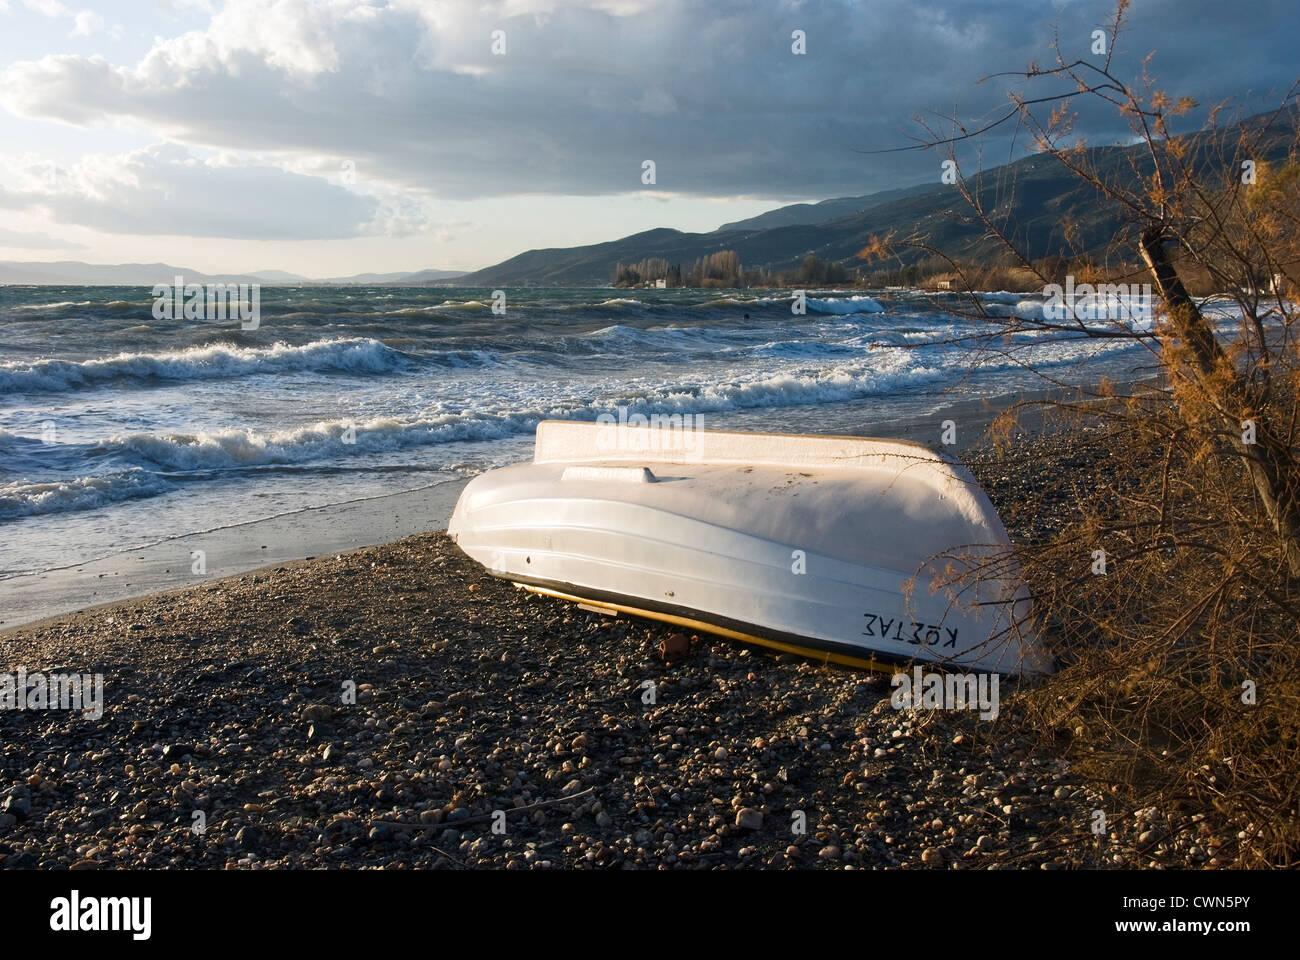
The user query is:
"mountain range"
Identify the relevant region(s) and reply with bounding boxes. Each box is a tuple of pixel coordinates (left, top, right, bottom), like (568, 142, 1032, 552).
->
(0, 262, 465, 286)
(453, 111, 1295, 285)
(3, 113, 1291, 288)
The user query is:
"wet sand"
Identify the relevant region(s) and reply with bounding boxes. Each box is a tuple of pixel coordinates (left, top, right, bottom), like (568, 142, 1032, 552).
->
(0, 477, 468, 631)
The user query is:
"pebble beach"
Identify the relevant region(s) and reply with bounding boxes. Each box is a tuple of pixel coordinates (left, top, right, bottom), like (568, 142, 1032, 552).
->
(0, 429, 1197, 870)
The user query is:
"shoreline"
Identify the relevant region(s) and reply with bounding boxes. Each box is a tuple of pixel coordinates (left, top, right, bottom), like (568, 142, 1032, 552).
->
(1, 384, 1102, 632)
(0, 422, 1195, 870)
(0, 477, 468, 633)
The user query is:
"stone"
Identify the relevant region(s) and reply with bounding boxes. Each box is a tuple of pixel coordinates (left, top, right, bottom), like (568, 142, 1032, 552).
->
(735, 808, 763, 831)
(658, 633, 689, 660)
(2, 796, 31, 820)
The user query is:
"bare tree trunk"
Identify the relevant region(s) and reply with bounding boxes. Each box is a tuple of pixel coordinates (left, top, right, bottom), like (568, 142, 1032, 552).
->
(1140, 226, 1300, 577)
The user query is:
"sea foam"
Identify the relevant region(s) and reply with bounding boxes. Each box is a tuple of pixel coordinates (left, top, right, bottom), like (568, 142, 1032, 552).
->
(0, 338, 411, 394)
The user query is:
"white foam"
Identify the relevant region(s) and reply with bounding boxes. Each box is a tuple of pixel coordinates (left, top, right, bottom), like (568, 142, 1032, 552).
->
(0, 470, 171, 520)
(0, 337, 410, 393)
(806, 296, 886, 315)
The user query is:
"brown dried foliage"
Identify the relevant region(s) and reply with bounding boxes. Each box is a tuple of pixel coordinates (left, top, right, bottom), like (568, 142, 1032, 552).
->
(888, 5, 1300, 866)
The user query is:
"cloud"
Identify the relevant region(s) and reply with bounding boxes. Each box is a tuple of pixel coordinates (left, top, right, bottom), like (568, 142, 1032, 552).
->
(0, 0, 1295, 203)
(0, 225, 85, 249)
(70, 9, 102, 35)
(22, 0, 71, 17)
(20, 0, 104, 37)
(0, 144, 393, 239)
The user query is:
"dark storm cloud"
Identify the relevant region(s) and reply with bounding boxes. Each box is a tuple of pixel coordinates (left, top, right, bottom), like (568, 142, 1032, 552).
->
(2, 0, 1295, 205)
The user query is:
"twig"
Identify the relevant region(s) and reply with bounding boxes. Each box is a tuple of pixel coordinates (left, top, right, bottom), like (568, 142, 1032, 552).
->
(426, 844, 469, 866)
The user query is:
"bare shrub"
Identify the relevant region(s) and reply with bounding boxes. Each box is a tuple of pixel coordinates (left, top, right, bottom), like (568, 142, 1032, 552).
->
(866, 2, 1300, 866)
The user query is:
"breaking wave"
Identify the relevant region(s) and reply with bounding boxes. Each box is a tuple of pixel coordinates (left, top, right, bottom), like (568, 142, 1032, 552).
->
(0, 338, 414, 394)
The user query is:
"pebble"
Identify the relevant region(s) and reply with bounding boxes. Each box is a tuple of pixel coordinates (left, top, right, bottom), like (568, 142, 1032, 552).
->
(0, 479, 1201, 871)
(735, 808, 763, 831)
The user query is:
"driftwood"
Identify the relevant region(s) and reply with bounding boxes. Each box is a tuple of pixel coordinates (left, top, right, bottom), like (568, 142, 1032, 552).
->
(371, 786, 597, 832)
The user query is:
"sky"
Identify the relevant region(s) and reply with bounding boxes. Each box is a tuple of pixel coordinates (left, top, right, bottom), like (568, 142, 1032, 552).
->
(0, 0, 1294, 277)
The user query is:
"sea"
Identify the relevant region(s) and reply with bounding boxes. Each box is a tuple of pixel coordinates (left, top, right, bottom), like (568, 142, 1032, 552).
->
(1, 285, 1163, 580)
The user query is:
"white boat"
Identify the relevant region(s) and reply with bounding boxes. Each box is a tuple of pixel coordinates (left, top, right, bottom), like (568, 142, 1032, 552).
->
(448, 419, 1052, 676)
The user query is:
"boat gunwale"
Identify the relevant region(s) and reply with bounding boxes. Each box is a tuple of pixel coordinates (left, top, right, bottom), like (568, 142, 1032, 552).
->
(530, 419, 1011, 542)
(534, 418, 972, 473)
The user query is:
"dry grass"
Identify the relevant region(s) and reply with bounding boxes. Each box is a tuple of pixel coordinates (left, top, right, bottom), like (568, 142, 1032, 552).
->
(848, 2, 1300, 865)
(988, 387, 1300, 868)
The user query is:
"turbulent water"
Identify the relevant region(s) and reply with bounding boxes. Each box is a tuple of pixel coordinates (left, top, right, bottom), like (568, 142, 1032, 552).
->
(0, 284, 1159, 575)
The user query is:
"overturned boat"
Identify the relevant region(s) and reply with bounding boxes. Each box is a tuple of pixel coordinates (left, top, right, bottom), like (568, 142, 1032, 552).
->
(448, 419, 1052, 676)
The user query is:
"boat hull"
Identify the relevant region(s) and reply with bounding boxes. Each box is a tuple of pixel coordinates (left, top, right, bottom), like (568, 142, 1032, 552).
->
(449, 420, 1052, 676)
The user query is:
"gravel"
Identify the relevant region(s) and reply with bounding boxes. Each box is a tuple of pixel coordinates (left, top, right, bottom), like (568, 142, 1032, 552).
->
(0, 430, 1188, 869)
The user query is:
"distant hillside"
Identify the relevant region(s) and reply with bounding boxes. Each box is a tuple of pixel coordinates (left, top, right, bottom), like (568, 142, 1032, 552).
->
(319, 268, 465, 284)
(395, 268, 466, 284)
(714, 182, 936, 233)
(0, 261, 289, 285)
(249, 270, 311, 282)
(0, 261, 467, 286)
(457, 113, 1295, 286)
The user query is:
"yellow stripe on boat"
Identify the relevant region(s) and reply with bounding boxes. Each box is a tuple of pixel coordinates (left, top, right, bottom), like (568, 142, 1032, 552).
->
(516, 582, 899, 674)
